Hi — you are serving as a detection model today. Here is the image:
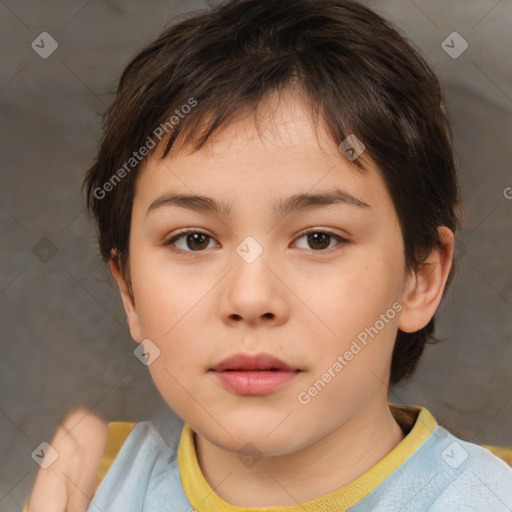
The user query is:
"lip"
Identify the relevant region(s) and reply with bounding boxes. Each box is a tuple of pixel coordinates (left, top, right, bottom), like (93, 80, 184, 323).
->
(210, 352, 299, 372)
(209, 353, 302, 396)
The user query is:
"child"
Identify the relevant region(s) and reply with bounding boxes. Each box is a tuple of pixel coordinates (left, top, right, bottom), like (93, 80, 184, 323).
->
(27, 0, 512, 510)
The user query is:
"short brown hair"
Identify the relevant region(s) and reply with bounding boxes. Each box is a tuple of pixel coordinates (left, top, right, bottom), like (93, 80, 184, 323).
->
(84, 0, 460, 385)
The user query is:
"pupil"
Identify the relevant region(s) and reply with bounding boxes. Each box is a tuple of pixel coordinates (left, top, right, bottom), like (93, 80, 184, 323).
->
(308, 232, 330, 250)
(187, 233, 209, 250)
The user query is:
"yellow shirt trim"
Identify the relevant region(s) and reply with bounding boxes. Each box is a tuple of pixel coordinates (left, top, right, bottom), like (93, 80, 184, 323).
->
(483, 445, 512, 466)
(178, 403, 438, 511)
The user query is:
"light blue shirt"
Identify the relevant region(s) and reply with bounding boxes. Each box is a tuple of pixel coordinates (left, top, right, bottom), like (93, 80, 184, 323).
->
(86, 420, 512, 511)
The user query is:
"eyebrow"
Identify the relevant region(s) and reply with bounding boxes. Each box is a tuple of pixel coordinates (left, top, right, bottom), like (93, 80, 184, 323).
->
(146, 189, 371, 218)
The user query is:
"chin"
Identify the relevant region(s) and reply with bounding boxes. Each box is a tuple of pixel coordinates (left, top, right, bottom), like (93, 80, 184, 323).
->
(210, 422, 302, 458)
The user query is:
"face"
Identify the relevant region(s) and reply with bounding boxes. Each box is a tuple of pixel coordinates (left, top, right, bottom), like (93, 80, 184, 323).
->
(117, 93, 425, 457)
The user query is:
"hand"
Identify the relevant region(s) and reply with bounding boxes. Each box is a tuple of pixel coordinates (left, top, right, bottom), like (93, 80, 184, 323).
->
(26, 408, 108, 512)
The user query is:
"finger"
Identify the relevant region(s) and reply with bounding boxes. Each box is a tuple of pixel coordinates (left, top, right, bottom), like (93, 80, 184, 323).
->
(27, 408, 108, 512)
(26, 468, 68, 512)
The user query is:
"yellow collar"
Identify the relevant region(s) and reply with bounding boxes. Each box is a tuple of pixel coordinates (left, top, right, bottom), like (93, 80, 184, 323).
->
(178, 404, 438, 511)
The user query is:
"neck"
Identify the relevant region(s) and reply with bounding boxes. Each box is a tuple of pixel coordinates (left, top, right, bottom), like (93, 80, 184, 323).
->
(194, 397, 405, 507)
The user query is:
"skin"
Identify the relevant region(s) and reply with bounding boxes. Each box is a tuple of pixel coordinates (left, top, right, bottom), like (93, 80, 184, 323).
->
(27, 408, 107, 512)
(28, 90, 454, 509)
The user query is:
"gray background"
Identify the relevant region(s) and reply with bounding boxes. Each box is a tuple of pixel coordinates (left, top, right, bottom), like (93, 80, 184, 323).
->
(1, 0, 511, 510)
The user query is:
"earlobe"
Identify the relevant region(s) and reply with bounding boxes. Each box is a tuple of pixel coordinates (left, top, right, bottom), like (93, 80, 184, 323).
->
(109, 255, 144, 343)
(398, 227, 454, 333)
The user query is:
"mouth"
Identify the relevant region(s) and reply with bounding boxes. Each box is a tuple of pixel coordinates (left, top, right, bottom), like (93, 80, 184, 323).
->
(221, 368, 297, 371)
(209, 353, 302, 395)
(209, 352, 300, 372)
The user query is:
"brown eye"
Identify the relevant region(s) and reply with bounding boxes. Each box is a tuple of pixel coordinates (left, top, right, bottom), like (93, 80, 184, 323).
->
(294, 229, 348, 251)
(165, 231, 218, 252)
(184, 233, 210, 250)
(306, 232, 331, 250)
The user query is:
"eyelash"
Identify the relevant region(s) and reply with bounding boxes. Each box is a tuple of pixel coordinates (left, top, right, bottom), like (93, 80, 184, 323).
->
(162, 228, 349, 254)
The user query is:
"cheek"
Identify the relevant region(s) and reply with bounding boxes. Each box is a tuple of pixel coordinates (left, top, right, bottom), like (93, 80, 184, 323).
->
(145, 356, 201, 422)
(130, 252, 202, 337)
(140, 306, 207, 414)
(305, 252, 402, 374)
(313, 255, 398, 330)
(130, 257, 212, 366)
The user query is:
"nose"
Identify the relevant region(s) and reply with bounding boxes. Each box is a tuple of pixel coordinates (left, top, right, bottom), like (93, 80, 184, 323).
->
(217, 244, 289, 328)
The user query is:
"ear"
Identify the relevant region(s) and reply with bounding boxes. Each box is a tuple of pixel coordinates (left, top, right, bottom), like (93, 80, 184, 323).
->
(109, 255, 143, 343)
(398, 226, 455, 333)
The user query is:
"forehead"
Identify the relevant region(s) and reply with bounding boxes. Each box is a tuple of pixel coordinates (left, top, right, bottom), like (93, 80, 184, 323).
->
(133, 92, 391, 218)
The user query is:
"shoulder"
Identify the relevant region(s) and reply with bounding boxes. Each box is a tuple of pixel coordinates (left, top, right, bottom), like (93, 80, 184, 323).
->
(88, 420, 192, 512)
(93, 421, 137, 493)
(365, 411, 512, 512)
(88, 421, 177, 511)
(423, 425, 512, 511)
(101, 420, 174, 476)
